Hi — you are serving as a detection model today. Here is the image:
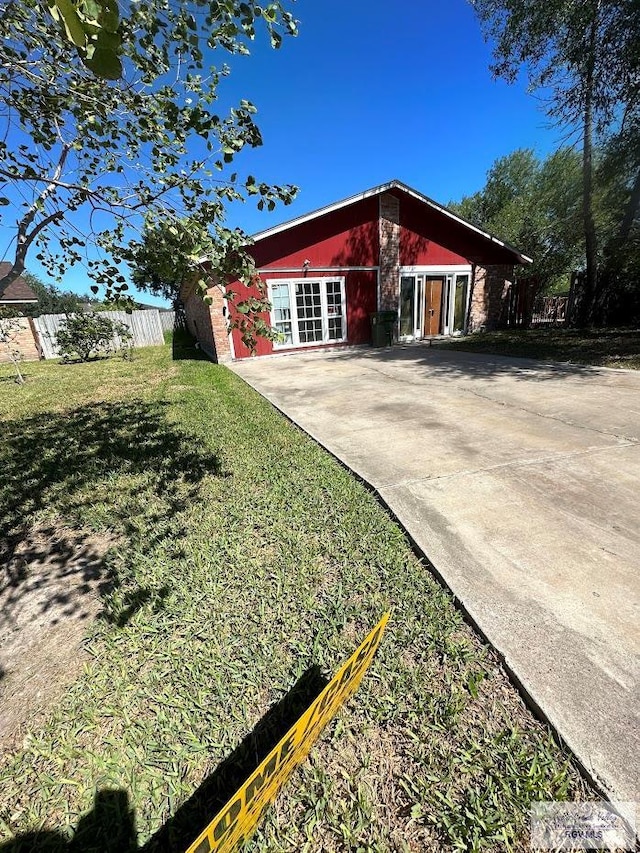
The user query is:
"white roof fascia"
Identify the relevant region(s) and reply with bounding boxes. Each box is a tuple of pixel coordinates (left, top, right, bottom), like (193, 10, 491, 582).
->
(250, 181, 397, 242)
(250, 179, 533, 265)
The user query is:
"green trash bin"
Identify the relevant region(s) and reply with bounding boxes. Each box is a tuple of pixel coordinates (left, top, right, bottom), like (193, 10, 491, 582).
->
(370, 311, 397, 347)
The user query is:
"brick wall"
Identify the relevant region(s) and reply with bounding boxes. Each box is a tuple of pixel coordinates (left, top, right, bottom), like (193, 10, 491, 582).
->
(0, 317, 41, 363)
(182, 280, 232, 363)
(208, 284, 232, 362)
(378, 193, 400, 311)
(468, 264, 514, 331)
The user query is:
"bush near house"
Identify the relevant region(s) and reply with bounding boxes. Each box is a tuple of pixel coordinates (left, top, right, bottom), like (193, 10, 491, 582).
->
(0, 340, 591, 852)
(56, 312, 133, 362)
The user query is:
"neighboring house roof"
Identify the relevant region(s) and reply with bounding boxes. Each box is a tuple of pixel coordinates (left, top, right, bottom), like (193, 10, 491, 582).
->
(251, 179, 533, 265)
(136, 301, 168, 310)
(0, 263, 38, 303)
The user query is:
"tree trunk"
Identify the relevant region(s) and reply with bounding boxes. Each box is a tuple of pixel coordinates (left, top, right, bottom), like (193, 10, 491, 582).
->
(0, 144, 70, 298)
(577, 7, 600, 327)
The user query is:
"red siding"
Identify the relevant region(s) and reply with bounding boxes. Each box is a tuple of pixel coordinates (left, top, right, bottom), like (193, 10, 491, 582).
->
(395, 190, 517, 266)
(399, 223, 469, 266)
(228, 276, 272, 359)
(252, 196, 379, 269)
(230, 269, 377, 359)
(346, 270, 377, 344)
(228, 197, 381, 359)
(218, 185, 523, 361)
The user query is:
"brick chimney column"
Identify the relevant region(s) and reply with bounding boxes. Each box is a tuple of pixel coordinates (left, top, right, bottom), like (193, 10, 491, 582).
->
(378, 193, 400, 311)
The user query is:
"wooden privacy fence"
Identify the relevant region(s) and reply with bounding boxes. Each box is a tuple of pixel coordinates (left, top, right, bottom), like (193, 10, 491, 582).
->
(33, 309, 165, 359)
(159, 309, 188, 332)
(505, 279, 537, 327)
(531, 295, 569, 325)
(159, 311, 176, 332)
(505, 279, 570, 328)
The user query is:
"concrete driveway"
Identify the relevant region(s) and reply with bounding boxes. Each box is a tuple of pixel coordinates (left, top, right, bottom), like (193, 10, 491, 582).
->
(230, 345, 640, 813)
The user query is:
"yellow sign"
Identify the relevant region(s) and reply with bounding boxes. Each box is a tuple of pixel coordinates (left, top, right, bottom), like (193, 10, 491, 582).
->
(186, 612, 390, 853)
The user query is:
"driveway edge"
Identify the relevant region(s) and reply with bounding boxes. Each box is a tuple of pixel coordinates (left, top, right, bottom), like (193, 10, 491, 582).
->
(228, 366, 633, 830)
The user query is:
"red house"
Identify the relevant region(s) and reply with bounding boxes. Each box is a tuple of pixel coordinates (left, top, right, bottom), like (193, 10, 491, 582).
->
(183, 180, 531, 362)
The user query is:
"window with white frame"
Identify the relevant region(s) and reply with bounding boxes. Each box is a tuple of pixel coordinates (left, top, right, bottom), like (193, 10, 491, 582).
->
(269, 278, 346, 348)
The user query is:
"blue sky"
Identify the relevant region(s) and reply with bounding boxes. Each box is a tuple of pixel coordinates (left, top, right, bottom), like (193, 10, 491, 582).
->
(9, 0, 561, 307)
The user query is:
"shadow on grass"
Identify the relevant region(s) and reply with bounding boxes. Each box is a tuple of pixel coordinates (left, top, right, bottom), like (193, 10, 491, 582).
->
(0, 373, 32, 384)
(0, 399, 224, 629)
(0, 789, 137, 853)
(171, 328, 207, 362)
(0, 525, 118, 642)
(0, 667, 329, 853)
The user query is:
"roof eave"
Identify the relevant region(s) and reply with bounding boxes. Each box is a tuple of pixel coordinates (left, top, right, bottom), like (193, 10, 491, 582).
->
(382, 180, 533, 265)
(196, 178, 533, 267)
(250, 180, 398, 242)
(250, 179, 532, 265)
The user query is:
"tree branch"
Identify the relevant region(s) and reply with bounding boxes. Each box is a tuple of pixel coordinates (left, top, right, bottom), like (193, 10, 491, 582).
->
(0, 144, 70, 295)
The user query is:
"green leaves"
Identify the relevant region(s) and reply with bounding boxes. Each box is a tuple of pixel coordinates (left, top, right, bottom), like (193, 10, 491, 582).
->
(0, 0, 299, 322)
(450, 147, 585, 288)
(56, 312, 133, 361)
(47, 0, 123, 79)
(472, 0, 640, 320)
(50, 0, 86, 48)
(84, 43, 122, 80)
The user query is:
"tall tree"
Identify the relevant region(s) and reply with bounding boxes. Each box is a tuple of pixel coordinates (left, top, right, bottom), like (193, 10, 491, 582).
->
(471, 0, 640, 325)
(451, 147, 584, 289)
(124, 217, 197, 310)
(0, 1, 297, 313)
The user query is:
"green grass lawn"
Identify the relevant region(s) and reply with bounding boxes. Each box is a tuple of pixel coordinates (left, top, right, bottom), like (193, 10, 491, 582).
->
(0, 341, 591, 852)
(434, 326, 640, 369)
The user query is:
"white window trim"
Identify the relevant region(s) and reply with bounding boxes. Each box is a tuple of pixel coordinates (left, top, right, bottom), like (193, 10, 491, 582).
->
(451, 271, 472, 335)
(222, 287, 236, 360)
(399, 264, 472, 274)
(268, 276, 347, 350)
(259, 266, 377, 273)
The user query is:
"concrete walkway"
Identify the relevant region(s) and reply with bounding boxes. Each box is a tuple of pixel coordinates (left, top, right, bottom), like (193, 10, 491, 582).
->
(230, 345, 640, 815)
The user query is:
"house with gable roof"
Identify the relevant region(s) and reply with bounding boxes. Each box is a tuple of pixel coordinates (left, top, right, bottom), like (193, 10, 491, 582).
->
(183, 180, 531, 362)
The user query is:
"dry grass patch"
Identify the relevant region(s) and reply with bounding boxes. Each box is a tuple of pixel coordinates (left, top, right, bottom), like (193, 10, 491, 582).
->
(0, 523, 112, 751)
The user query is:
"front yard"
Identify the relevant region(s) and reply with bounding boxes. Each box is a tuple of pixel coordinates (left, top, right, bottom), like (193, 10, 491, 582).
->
(434, 326, 640, 369)
(0, 340, 591, 852)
